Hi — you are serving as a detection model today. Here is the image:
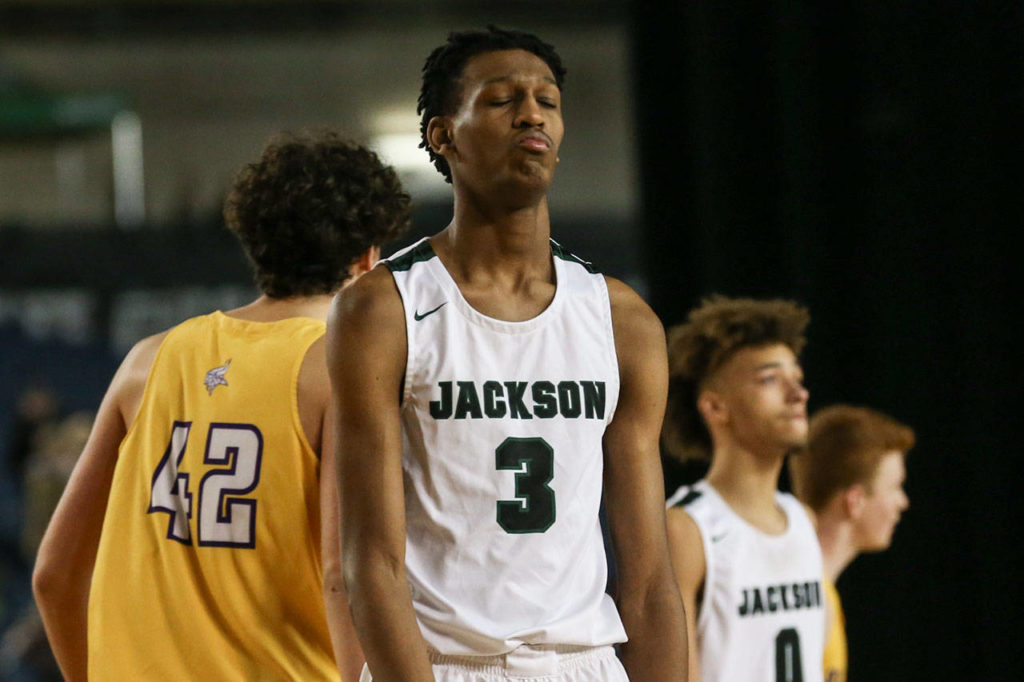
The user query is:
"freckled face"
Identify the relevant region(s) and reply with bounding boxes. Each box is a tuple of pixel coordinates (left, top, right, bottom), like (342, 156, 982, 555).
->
(441, 49, 564, 196)
(711, 344, 809, 456)
(855, 451, 909, 551)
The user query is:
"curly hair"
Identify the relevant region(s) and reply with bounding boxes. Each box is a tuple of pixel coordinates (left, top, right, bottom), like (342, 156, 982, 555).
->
(662, 295, 811, 462)
(224, 132, 411, 298)
(790, 405, 915, 513)
(417, 25, 567, 183)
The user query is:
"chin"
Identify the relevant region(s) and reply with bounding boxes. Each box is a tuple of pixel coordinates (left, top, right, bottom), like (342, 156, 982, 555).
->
(503, 170, 551, 197)
(863, 540, 892, 554)
(864, 532, 896, 553)
(783, 433, 809, 451)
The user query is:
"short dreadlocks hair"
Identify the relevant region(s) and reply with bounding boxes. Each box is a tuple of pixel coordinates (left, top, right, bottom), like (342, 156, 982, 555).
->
(662, 295, 811, 462)
(224, 132, 411, 298)
(417, 25, 567, 183)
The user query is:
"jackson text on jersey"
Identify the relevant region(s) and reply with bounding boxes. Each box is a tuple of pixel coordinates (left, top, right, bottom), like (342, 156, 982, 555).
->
(428, 379, 607, 420)
(738, 580, 823, 617)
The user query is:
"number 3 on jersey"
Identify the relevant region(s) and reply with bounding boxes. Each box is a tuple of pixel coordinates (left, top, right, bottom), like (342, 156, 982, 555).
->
(496, 437, 556, 533)
(148, 421, 263, 548)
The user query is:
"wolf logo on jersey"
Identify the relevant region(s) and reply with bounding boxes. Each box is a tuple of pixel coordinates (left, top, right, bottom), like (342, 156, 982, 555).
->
(204, 359, 231, 395)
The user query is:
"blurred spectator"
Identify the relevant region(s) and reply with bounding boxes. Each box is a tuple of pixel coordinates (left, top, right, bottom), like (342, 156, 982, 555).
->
(2, 385, 62, 643)
(7, 386, 60, 487)
(21, 412, 92, 559)
(1, 411, 90, 681)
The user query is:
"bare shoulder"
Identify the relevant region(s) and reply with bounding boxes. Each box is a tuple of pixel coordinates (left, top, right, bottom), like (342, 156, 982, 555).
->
(603, 277, 666, 384)
(328, 265, 404, 338)
(326, 265, 406, 396)
(665, 504, 707, 588)
(665, 505, 703, 551)
(297, 335, 329, 454)
(604, 276, 665, 349)
(121, 330, 169, 379)
(112, 330, 170, 426)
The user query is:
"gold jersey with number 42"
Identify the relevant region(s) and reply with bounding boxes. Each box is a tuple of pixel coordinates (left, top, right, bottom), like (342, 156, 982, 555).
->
(89, 312, 338, 681)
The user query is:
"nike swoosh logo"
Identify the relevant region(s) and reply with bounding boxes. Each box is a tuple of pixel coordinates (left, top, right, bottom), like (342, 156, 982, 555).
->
(413, 302, 447, 321)
(711, 532, 729, 543)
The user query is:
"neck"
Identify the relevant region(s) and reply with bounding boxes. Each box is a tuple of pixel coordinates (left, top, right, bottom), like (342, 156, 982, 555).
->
(816, 513, 860, 583)
(705, 443, 788, 531)
(226, 294, 334, 323)
(451, 179, 551, 239)
(438, 196, 552, 276)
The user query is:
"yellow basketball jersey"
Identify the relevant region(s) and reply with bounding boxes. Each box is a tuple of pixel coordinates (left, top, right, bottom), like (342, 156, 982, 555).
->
(89, 311, 339, 681)
(823, 579, 848, 682)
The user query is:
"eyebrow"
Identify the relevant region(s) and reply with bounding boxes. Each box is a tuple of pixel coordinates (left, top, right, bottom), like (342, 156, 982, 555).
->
(752, 361, 803, 375)
(482, 75, 559, 86)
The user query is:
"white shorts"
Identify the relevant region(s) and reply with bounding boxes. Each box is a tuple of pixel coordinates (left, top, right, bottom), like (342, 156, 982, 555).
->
(359, 644, 628, 681)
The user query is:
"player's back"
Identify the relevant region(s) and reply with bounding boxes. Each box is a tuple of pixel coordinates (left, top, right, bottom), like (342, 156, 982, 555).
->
(88, 311, 339, 681)
(667, 480, 826, 682)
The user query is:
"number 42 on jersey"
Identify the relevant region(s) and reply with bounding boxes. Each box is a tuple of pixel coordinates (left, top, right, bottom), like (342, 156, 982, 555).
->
(148, 421, 264, 548)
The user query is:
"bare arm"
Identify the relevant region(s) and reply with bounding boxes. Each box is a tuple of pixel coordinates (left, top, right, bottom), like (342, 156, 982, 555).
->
(301, 337, 366, 681)
(326, 267, 434, 681)
(665, 506, 706, 682)
(32, 332, 162, 681)
(319, 419, 366, 682)
(602, 277, 689, 680)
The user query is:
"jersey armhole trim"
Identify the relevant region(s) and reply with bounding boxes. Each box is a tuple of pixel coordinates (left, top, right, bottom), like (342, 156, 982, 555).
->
(291, 324, 328, 462)
(688, 505, 716, 634)
(119, 325, 178, 454)
(597, 274, 619, 425)
(388, 268, 414, 408)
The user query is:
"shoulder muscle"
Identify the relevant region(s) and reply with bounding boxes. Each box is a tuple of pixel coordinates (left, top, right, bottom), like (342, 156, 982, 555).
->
(666, 506, 707, 601)
(115, 330, 169, 429)
(326, 266, 406, 404)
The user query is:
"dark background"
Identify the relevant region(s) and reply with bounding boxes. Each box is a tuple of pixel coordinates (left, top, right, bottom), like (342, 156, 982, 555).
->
(635, 2, 1020, 680)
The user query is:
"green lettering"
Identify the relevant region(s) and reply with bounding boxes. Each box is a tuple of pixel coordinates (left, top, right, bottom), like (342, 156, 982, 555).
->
(454, 381, 483, 419)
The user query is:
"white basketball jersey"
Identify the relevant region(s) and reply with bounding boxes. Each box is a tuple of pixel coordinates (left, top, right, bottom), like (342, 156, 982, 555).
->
(385, 237, 626, 656)
(667, 480, 825, 682)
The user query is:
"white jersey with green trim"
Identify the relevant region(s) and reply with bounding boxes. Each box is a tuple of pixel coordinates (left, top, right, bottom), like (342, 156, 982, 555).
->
(667, 480, 826, 682)
(385, 237, 626, 656)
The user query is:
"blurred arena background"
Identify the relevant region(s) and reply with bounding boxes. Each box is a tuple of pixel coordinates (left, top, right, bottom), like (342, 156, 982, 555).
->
(0, 1, 1018, 680)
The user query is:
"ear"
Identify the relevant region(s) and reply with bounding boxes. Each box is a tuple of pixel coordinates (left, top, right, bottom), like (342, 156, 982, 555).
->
(426, 116, 455, 157)
(346, 246, 380, 282)
(842, 484, 867, 520)
(697, 389, 726, 427)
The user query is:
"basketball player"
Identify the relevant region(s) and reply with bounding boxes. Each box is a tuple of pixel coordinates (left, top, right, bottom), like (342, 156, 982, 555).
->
(32, 133, 411, 681)
(789, 405, 913, 682)
(327, 26, 688, 681)
(663, 295, 825, 682)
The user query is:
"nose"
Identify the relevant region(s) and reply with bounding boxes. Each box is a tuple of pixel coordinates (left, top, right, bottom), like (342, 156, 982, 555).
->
(514, 96, 545, 128)
(787, 379, 809, 404)
(899, 489, 910, 511)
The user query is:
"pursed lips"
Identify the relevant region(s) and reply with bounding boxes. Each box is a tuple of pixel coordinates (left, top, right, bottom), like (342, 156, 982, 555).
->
(516, 131, 552, 152)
